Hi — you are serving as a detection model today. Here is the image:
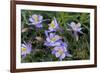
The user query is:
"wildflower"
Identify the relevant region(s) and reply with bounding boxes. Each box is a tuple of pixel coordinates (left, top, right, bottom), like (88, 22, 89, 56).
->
(29, 14, 43, 28)
(51, 46, 67, 61)
(52, 41, 72, 61)
(21, 42, 32, 57)
(48, 17, 59, 31)
(67, 22, 83, 41)
(44, 33, 62, 47)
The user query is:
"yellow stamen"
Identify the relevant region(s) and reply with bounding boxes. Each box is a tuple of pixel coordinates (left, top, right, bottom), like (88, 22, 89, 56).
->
(51, 37, 56, 42)
(22, 48, 27, 52)
(58, 49, 63, 54)
(33, 15, 38, 22)
(50, 21, 55, 28)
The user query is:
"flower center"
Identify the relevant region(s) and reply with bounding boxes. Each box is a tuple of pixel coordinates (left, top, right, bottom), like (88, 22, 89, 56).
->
(58, 49, 63, 55)
(51, 37, 57, 42)
(34, 15, 38, 23)
(50, 21, 55, 28)
(22, 47, 27, 52)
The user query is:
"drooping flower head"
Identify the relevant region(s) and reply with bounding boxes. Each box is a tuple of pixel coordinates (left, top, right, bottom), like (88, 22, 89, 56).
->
(67, 22, 83, 41)
(21, 42, 32, 57)
(48, 17, 59, 31)
(29, 14, 43, 28)
(44, 33, 62, 47)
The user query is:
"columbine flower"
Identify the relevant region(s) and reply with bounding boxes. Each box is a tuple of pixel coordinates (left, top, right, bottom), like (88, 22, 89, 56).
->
(29, 14, 43, 28)
(52, 45, 66, 61)
(52, 42, 72, 61)
(48, 17, 59, 31)
(44, 33, 62, 47)
(67, 22, 83, 41)
(21, 42, 32, 57)
(52, 46, 66, 61)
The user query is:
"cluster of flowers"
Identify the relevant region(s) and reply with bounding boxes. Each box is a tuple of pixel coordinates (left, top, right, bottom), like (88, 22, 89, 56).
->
(21, 14, 83, 61)
(44, 17, 71, 61)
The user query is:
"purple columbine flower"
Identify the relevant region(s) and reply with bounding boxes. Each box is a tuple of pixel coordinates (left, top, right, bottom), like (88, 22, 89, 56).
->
(52, 42, 72, 61)
(48, 17, 59, 32)
(44, 33, 62, 47)
(29, 14, 43, 28)
(67, 22, 83, 41)
(52, 46, 66, 61)
(21, 42, 32, 57)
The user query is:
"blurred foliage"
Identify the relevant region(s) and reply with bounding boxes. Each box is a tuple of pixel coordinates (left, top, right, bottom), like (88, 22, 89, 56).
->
(21, 10, 90, 63)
